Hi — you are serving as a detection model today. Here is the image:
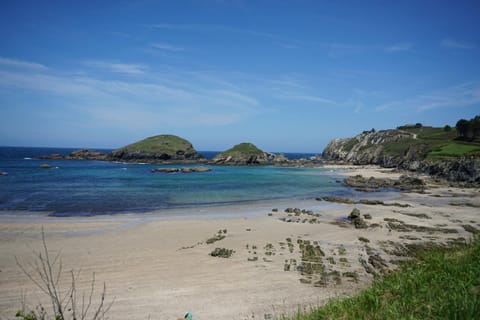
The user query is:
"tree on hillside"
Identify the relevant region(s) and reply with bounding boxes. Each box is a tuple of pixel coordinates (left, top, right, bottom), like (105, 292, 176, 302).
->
(472, 116, 480, 140)
(456, 116, 480, 140)
(456, 119, 470, 138)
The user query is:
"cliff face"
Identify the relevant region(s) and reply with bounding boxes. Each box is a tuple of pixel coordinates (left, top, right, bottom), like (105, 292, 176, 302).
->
(322, 129, 418, 166)
(323, 129, 480, 183)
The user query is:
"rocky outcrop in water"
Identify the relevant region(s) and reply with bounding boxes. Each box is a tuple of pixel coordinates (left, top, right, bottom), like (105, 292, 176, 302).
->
(110, 134, 205, 163)
(212, 143, 289, 165)
(151, 167, 212, 173)
(39, 135, 205, 164)
(39, 149, 107, 161)
(69, 149, 108, 160)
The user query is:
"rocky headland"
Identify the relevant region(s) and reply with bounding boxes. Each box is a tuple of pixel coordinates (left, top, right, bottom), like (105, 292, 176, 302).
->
(322, 124, 480, 184)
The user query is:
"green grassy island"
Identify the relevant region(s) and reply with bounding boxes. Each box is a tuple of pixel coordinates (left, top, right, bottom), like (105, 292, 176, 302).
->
(110, 134, 205, 162)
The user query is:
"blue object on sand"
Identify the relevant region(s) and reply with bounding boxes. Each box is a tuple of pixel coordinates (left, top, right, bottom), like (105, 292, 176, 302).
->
(184, 312, 193, 319)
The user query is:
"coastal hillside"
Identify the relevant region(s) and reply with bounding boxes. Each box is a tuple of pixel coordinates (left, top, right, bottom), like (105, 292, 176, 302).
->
(110, 134, 205, 162)
(213, 142, 287, 165)
(323, 117, 480, 182)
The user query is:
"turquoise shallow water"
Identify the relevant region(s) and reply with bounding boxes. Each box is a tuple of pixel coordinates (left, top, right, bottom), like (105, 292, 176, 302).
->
(0, 147, 352, 216)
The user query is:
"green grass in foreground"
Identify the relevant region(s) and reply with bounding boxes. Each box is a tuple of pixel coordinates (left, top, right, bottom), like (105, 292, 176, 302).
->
(286, 239, 480, 320)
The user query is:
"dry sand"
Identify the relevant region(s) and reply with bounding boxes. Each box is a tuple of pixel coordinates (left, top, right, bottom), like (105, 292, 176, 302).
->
(0, 165, 479, 320)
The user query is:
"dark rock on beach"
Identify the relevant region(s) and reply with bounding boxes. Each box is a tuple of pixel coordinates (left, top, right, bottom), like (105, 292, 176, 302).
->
(316, 196, 356, 204)
(348, 208, 368, 229)
(344, 175, 425, 193)
(359, 199, 411, 208)
(359, 199, 385, 205)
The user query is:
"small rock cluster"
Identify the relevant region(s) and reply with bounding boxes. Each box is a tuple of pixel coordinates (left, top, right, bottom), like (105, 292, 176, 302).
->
(151, 167, 212, 173)
(344, 174, 425, 192)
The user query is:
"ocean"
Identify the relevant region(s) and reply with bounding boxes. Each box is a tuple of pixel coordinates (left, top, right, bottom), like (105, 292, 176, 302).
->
(0, 147, 352, 216)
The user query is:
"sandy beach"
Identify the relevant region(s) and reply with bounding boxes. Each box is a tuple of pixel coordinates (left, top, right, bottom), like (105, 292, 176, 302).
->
(1, 166, 479, 320)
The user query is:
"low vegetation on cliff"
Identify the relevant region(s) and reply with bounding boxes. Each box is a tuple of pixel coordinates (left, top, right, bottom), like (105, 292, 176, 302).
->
(324, 120, 480, 162)
(322, 116, 480, 182)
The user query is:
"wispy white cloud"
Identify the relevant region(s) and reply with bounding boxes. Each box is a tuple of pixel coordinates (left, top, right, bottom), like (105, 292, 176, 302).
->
(0, 57, 47, 70)
(376, 81, 480, 112)
(149, 23, 419, 57)
(385, 43, 412, 53)
(325, 43, 369, 58)
(150, 42, 185, 52)
(208, 89, 259, 107)
(279, 94, 337, 105)
(262, 73, 339, 106)
(279, 43, 299, 49)
(0, 63, 261, 129)
(149, 23, 279, 39)
(441, 38, 475, 49)
(82, 60, 147, 74)
(323, 41, 413, 57)
(148, 23, 304, 48)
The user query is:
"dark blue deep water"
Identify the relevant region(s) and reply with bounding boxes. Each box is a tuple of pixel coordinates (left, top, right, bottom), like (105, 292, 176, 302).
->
(0, 147, 349, 216)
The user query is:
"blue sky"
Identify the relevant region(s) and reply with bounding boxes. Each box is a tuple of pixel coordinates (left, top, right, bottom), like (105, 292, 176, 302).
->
(1, 0, 479, 152)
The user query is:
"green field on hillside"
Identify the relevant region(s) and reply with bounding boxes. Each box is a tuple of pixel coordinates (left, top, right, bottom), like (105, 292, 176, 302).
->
(380, 126, 480, 159)
(427, 142, 480, 158)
